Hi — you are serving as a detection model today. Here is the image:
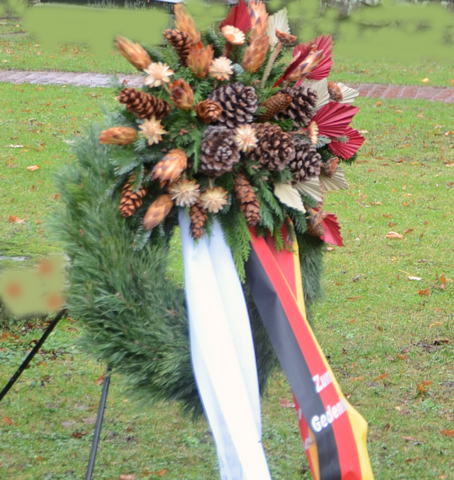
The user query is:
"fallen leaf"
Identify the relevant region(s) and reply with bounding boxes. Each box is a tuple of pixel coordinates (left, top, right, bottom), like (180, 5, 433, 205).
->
(383, 423, 391, 431)
(4, 416, 13, 426)
(403, 228, 414, 234)
(421, 78, 429, 83)
(421, 380, 432, 386)
(416, 383, 428, 394)
(95, 374, 105, 386)
(397, 354, 408, 360)
(385, 231, 403, 239)
(376, 101, 382, 106)
(347, 296, 361, 300)
(417, 289, 431, 296)
(120, 475, 137, 480)
(72, 431, 88, 438)
(376, 373, 388, 381)
(440, 430, 454, 438)
(8, 215, 25, 224)
(429, 322, 442, 328)
(279, 398, 296, 408)
(26, 165, 40, 171)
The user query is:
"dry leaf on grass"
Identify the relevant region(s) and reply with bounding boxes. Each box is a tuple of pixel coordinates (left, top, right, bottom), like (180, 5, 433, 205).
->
(26, 165, 40, 171)
(8, 215, 25, 224)
(385, 231, 403, 239)
(440, 430, 454, 438)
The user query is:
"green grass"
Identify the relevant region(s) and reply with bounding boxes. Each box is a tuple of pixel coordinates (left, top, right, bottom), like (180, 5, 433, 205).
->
(2, 13, 454, 87)
(1, 89, 454, 478)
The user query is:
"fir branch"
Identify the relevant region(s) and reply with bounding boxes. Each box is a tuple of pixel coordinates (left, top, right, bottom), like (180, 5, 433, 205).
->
(287, 208, 308, 236)
(202, 28, 224, 57)
(143, 45, 166, 64)
(272, 117, 294, 132)
(114, 157, 142, 177)
(132, 225, 153, 251)
(130, 164, 145, 191)
(315, 135, 331, 149)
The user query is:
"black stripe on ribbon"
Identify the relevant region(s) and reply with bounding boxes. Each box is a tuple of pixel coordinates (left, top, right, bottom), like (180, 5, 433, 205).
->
(246, 248, 342, 480)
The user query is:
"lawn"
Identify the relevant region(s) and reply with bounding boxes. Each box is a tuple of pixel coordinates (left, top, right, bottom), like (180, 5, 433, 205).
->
(1, 77, 453, 479)
(1, 8, 454, 87)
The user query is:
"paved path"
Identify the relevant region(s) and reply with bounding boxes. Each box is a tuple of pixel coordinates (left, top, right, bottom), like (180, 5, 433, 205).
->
(2, 69, 454, 103)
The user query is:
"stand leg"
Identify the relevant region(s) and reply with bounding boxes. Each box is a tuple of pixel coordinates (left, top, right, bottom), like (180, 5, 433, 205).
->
(0, 309, 67, 402)
(85, 366, 111, 480)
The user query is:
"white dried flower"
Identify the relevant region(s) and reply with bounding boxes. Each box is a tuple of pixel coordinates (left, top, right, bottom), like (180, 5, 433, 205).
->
(169, 179, 200, 207)
(221, 25, 245, 45)
(139, 117, 167, 145)
(200, 187, 228, 213)
(234, 124, 258, 152)
(209, 57, 234, 81)
(144, 62, 174, 87)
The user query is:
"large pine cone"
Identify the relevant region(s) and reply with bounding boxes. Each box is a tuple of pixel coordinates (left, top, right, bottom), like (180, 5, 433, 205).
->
(163, 29, 194, 66)
(290, 138, 322, 182)
(250, 123, 296, 172)
(119, 181, 147, 218)
(208, 82, 258, 129)
(234, 174, 261, 227)
(118, 88, 171, 120)
(276, 86, 318, 127)
(199, 126, 240, 177)
(190, 200, 208, 239)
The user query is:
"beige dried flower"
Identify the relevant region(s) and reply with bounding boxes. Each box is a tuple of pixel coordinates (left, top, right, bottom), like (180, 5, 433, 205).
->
(144, 62, 174, 88)
(115, 35, 151, 71)
(221, 25, 245, 45)
(234, 125, 258, 152)
(307, 121, 319, 146)
(169, 179, 201, 207)
(99, 127, 137, 145)
(200, 187, 229, 213)
(139, 117, 167, 145)
(209, 57, 234, 81)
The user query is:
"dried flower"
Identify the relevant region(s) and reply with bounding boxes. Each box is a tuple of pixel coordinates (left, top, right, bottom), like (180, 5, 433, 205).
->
(174, 3, 201, 44)
(139, 117, 167, 145)
(169, 79, 194, 110)
(242, 34, 269, 73)
(143, 194, 174, 231)
(276, 29, 297, 45)
(115, 35, 151, 71)
(307, 121, 319, 145)
(99, 127, 137, 145)
(152, 149, 187, 186)
(144, 62, 174, 88)
(248, 0, 268, 40)
(200, 187, 229, 213)
(187, 42, 214, 78)
(234, 125, 258, 152)
(209, 57, 234, 81)
(221, 25, 245, 45)
(169, 179, 200, 207)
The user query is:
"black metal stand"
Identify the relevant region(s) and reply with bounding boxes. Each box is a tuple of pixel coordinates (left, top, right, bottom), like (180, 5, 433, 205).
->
(0, 308, 67, 402)
(85, 366, 111, 480)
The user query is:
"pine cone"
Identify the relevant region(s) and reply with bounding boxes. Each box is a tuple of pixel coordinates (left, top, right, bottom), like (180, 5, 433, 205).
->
(196, 100, 223, 123)
(276, 86, 318, 127)
(119, 179, 147, 218)
(250, 123, 295, 172)
(199, 126, 240, 177)
(256, 93, 293, 122)
(163, 29, 194, 66)
(290, 138, 322, 182)
(118, 88, 171, 120)
(234, 174, 261, 227)
(209, 82, 258, 129)
(190, 200, 208, 239)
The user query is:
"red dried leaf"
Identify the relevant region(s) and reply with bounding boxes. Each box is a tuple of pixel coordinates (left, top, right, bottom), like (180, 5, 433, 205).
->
(220, 0, 251, 33)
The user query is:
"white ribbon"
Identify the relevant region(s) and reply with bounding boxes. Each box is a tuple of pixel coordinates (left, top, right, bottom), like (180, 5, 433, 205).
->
(179, 211, 271, 480)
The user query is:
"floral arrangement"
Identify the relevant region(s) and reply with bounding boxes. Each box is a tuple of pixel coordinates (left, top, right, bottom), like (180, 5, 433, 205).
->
(100, 0, 364, 280)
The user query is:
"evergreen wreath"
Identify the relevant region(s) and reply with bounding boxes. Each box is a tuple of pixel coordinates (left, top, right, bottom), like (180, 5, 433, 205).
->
(54, 1, 364, 415)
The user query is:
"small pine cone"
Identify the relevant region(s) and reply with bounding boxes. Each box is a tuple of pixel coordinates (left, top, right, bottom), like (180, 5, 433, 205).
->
(250, 123, 295, 172)
(199, 126, 240, 177)
(118, 88, 171, 120)
(234, 174, 261, 227)
(276, 86, 318, 127)
(328, 81, 343, 102)
(196, 100, 223, 123)
(190, 200, 208, 239)
(256, 93, 293, 122)
(209, 82, 258, 129)
(163, 29, 194, 67)
(119, 181, 147, 218)
(290, 138, 322, 182)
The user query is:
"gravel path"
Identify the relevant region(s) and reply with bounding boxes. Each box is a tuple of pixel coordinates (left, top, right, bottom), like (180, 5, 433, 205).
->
(2, 69, 454, 103)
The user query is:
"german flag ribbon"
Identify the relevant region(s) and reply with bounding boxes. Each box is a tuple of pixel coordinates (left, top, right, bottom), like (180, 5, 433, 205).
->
(245, 227, 374, 480)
